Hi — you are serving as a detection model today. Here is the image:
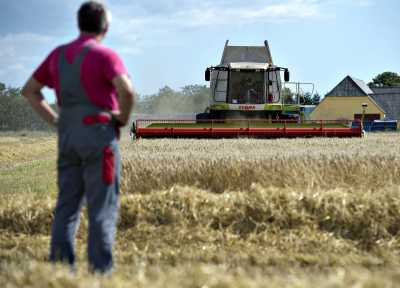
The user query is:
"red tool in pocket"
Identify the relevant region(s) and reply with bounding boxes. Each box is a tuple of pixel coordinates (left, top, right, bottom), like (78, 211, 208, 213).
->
(102, 145, 115, 184)
(83, 113, 122, 140)
(83, 113, 112, 125)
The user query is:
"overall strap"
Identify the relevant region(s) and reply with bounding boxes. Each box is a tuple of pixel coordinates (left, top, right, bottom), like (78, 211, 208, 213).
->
(70, 45, 93, 70)
(58, 44, 97, 109)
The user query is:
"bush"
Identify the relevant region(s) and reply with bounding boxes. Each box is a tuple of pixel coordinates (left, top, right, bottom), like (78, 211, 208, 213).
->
(0, 83, 53, 131)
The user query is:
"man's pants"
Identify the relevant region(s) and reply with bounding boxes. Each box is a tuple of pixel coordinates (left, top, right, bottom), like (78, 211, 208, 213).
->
(50, 127, 120, 273)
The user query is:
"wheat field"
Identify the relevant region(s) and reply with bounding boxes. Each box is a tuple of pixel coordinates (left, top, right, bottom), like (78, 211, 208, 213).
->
(1, 131, 400, 287)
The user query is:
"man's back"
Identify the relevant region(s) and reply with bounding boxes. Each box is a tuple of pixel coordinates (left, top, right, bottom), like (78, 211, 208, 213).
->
(34, 35, 127, 111)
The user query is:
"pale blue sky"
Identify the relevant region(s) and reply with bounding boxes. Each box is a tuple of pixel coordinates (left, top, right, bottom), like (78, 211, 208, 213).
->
(0, 0, 399, 101)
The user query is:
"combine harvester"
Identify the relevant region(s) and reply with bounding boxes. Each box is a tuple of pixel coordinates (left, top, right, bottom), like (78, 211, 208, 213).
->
(135, 41, 362, 139)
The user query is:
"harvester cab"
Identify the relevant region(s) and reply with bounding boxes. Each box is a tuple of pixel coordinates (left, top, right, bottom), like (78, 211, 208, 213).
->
(198, 40, 313, 121)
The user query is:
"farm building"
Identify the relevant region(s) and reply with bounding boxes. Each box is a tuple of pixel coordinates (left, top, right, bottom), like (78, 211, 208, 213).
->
(370, 87, 400, 120)
(310, 76, 400, 121)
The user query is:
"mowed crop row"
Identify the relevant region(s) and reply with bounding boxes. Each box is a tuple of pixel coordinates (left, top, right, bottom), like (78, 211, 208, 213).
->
(3, 184, 400, 245)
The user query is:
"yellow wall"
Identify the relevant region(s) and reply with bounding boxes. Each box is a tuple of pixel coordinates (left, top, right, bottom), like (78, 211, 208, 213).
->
(310, 96, 385, 120)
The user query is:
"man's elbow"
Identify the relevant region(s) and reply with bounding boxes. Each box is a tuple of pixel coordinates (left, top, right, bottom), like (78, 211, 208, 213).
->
(22, 78, 41, 99)
(123, 89, 136, 107)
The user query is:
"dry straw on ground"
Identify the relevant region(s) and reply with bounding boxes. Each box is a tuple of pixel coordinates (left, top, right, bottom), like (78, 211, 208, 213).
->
(1, 132, 400, 287)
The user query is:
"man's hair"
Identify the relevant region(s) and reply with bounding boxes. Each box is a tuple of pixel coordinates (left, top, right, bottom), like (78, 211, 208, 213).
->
(78, 1, 108, 34)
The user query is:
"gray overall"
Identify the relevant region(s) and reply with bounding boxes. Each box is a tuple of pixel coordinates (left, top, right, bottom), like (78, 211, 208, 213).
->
(50, 45, 120, 273)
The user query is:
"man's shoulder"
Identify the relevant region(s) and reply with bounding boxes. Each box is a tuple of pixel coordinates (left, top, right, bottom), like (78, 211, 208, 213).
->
(39, 45, 65, 66)
(89, 44, 121, 61)
(88, 44, 128, 79)
(48, 45, 64, 58)
(46, 41, 76, 59)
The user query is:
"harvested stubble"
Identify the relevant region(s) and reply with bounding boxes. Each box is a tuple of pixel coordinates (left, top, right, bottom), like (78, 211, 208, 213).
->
(1, 132, 400, 287)
(3, 261, 400, 288)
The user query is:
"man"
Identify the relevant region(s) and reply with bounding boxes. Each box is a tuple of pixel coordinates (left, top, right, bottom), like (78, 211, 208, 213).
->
(22, 1, 135, 273)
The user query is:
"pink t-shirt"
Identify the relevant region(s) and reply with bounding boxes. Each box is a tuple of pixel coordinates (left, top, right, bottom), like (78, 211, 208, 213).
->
(33, 35, 128, 111)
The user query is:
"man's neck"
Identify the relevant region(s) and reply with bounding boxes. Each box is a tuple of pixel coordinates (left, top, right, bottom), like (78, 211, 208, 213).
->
(80, 32, 104, 42)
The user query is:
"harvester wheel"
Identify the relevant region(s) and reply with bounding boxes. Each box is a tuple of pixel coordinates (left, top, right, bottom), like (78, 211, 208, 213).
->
(196, 112, 210, 120)
(196, 112, 210, 124)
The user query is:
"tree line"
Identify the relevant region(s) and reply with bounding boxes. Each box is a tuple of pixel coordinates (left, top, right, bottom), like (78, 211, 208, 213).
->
(0, 83, 54, 131)
(0, 83, 210, 131)
(1, 71, 398, 131)
(368, 72, 400, 88)
(282, 88, 321, 105)
(135, 85, 210, 114)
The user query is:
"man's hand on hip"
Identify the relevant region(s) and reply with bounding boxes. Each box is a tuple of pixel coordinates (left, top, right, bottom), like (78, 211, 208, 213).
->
(22, 77, 59, 127)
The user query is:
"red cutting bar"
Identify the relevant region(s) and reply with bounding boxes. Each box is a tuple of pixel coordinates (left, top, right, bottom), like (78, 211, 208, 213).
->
(134, 119, 363, 139)
(136, 127, 362, 138)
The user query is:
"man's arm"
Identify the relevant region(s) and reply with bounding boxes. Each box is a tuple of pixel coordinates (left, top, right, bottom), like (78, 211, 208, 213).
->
(111, 74, 135, 126)
(21, 77, 58, 127)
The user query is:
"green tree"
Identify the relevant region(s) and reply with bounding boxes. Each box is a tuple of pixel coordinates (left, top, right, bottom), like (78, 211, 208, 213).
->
(8, 87, 21, 97)
(0, 82, 8, 98)
(152, 86, 183, 114)
(368, 72, 400, 88)
(181, 85, 209, 112)
(282, 87, 295, 104)
(312, 93, 320, 105)
(301, 92, 313, 105)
